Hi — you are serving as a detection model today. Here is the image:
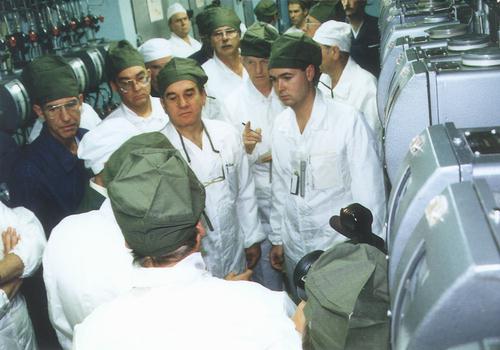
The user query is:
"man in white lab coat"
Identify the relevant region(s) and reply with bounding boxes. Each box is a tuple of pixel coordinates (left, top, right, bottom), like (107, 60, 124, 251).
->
(268, 32, 385, 301)
(0, 202, 46, 350)
(138, 38, 173, 98)
(313, 20, 381, 141)
(72, 146, 301, 350)
(201, 7, 248, 101)
(158, 57, 265, 279)
(167, 3, 201, 58)
(104, 40, 169, 133)
(224, 22, 285, 290)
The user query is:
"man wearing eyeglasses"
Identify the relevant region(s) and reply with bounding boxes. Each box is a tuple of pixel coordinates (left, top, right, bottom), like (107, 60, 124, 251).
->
(267, 33, 385, 302)
(303, 1, 345, 38)
(104, 40, 169, 133)
(7, 54, 90, 348)
(201, 7, 248, 102)
(158, 57, 265, 280)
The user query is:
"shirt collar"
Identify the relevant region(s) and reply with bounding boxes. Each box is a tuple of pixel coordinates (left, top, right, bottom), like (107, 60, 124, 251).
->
(89, 179, 108, 198)
(213, 54, 249, 81)
(39, 123, 86, 173)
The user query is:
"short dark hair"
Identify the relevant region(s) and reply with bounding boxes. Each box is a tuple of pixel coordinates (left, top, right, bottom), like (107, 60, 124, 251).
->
(289, 0, 308, 11)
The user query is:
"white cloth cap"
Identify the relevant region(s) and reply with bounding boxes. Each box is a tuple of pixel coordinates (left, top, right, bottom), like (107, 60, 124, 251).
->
(313, 20, 353, 52)
(78, 119, 140, 175)
(138, 38, 172, 63)
(167, 3, 187, 21)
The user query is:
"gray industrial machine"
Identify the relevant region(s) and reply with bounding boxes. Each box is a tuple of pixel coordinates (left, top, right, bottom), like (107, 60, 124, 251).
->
(389, 178, 500, 349)
(384, 47, 500, 183)
(0, 74, 30, 132)
(387, 123, 500, 288)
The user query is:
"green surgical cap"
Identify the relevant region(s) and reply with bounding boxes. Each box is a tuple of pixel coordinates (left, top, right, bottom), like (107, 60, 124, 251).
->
(106, 133, 206, 258)
(254, 0, 278, 22)
(309, 1, 343, 23)
(22, 55, 79, 105)
(196, 7, 218, 36)
(205, 7, 241, 34)
(157, 57, 208, 95)
(105, 40, 145, 80)
(241, 22, 279, 58)
(269, 32, 322, 70)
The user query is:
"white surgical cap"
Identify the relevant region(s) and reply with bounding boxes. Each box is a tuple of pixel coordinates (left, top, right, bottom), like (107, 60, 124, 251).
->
(313, 20, 353, 52)
(167, 3, 187, 21)
(138, 38, 172, 63)
(78, 119, 140, 175)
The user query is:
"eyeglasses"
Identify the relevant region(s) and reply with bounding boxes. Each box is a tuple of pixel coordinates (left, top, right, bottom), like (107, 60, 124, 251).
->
(211, 28, 238, 40)
(177, 122, 226, 188)
(116, 71, 151, 93)
(43, 98, 81, 120)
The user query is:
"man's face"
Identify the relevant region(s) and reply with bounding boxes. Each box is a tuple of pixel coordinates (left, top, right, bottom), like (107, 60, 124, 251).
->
(319, 45, 336, 72)
(342, 0, 366, 17)
(242, 56, 271, 91)
(161, 80, 206, 129)
(112, 66, 151, 111)
(210, 26, 240, 58)
(34, 95, 82, 143)
(303, 15, 321, 37)
(288, 4, 308, 28)
(169, 12, 191, 38)
(269, 67, 313, 108)
(145, 56, 173, 93)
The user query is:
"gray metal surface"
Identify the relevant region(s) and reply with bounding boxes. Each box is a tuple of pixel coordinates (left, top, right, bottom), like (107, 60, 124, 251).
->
(0, 76, 30, 133)
(390, 179, 500, 350)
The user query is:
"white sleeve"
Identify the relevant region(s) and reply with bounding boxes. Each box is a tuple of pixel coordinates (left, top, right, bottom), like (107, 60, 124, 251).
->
(234, 134, 266, 248)
(346, 112, 387, 237)
(0, 289, 9, 319)
(80, 103, 102, 130)
(269, 131, 286, 246)
(3, 204, 47, 278)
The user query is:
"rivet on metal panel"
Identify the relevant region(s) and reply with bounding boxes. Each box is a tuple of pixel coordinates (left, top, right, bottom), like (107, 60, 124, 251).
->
(409, 135, 424, 155)
(452, 137, 463, 146)
(488, 208, 500, 224)
(425, 195, 448, 227)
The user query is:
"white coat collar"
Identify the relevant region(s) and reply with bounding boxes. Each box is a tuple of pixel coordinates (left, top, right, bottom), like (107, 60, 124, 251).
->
(332, 57, 357, 101)
(132, 253, 210, 289)
(171, 33, 195, 47)
(213, 54, 248, 81)
(89, 179, 108, 198)
(118, 97, 168, 126)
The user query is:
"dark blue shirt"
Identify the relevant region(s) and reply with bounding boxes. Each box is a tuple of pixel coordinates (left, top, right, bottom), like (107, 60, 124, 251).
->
(8, 124, 90, 236)
(350, 14, 381, 78)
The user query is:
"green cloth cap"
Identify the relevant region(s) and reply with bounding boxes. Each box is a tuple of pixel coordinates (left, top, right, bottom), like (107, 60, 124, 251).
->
(309, 1, 342, 23)
(254, 0, 278, 22)
(241, 21, 279, 58)
(105, 132, 206, 258)
(304, 243, 390, 350)
(269, 32, 321, 70)
(21, 55, 79, 105)
(157, 57, 208, 95)
(105, 40, 145, 81)
(196, 7, 219, 36)
(205, 7, 241, 35)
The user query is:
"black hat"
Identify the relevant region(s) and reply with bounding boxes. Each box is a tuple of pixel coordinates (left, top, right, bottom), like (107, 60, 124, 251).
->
(330, 203, 386, 254)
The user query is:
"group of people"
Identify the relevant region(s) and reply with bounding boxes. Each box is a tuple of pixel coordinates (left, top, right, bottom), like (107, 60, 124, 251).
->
(1, 0, 386, 349)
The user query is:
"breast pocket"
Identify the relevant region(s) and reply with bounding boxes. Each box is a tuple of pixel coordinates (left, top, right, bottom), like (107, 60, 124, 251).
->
(309, 152, 345, 192)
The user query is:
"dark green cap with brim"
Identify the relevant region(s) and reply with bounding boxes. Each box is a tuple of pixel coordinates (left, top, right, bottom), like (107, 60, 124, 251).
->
(309, 1, 343, 23)
(254, 0, 278, 22)
(157, 57, 208, 96)
(105, 40, 145, 81)
(22, 55, 80, 105)
(205, 7, 241, 35)
(105, 132, 206, 258)
(269, 32, 322, 70)
(196, 7, 219, 36)
(241, 21, 279, 58)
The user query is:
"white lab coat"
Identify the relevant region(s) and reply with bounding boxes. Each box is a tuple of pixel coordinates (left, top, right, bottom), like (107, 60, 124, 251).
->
(28, 102, 101, 143)
(43, 199, 133, 350)
(104, 96, 169, 133)
(72, 253, 301, 350)
(202, 96, 234, 124)
(270, 89, 386, 266)
(0, 203, 46, 350)
(318, 57, 382, 142)
(169, 33, 201, 58)
(162, 119, 265, 278)
(202, 54, 249, 102)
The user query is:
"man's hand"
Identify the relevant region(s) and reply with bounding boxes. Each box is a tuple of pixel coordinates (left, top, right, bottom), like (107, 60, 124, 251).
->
(245, 243, 262, 270)
(293, 301, 307, 334)
(270, 244, 284, 271)
(0, 278, 22, 300)
(242, 121, 262, 155)
(224, 269, 253, 281)
(2, 227, 19, 255)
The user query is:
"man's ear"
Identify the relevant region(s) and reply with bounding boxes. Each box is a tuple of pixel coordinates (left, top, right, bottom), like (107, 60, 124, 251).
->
(78, 94, 84, 104)
(305, 64, 316, 82)
(142, 256, 155, 268)
(109, 80, 118, 92)
(33, 104, 44, 119)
